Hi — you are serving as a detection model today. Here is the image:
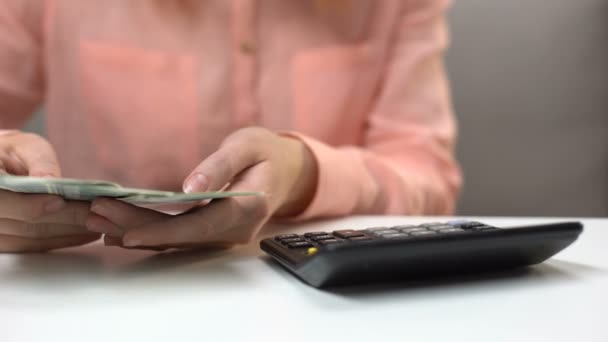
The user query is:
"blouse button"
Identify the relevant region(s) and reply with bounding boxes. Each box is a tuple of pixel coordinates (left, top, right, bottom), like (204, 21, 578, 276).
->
(239, 42, 256, 55)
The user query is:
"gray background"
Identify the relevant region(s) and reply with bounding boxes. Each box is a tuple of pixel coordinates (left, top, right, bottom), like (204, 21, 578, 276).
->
(22, 0, 608, 217)
(447, 0, 608, 217)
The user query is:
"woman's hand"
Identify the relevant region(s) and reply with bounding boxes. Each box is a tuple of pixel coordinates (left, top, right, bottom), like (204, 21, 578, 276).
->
(0, 131, 100, 253)
(87, 127, 318, 250)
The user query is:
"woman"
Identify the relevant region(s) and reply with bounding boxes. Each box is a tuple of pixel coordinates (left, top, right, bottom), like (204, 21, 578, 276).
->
(0, 0, 461, 252)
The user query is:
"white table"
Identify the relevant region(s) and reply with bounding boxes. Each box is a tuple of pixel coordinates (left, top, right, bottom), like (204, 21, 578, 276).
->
(1, 216, 606, 342)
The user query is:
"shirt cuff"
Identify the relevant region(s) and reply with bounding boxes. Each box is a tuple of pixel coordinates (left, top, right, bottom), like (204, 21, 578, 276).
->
(277, 131, 378, 221)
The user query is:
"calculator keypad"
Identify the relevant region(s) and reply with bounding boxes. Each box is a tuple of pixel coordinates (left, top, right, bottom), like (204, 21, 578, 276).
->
(287, 241, 313, 249)
(273, 221, 499, 251)
(382, 233, 408, 239)
(333, 230, 366, 239)
(310, 235, 335, 241)
(318, 239, 343, 245)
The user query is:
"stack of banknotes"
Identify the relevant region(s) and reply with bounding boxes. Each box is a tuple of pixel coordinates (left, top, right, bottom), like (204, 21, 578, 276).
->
(0, 174, 262, 204)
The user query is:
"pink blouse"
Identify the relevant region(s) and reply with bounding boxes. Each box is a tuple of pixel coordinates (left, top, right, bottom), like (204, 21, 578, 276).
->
(0, 0, 461, 219)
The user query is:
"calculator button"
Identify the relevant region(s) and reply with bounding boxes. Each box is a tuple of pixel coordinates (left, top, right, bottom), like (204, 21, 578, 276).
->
(310, 235, 335, 241)
(287, 241, 313, 249)
(304, 232, 328, 238)
(400, 227, 428, 233)
(410, 231, 437, 236)
(381, 233, 409, 239)
(437, 228, 466, 233)
(371, 229, 399, 235)
(333, 230, 365, 238)
(280, 237, 306, 244)
(275, 234, 300, 241)
(458, 222, 486, 229)
(318, 239, 344, 245)
(348, 236, 372, 241)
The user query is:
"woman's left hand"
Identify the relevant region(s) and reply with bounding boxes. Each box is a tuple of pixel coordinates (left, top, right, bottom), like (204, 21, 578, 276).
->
(85, 127, 318, 250)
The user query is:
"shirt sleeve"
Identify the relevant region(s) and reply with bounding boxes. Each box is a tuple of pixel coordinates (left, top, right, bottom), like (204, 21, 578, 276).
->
(0, 0, 45, 128)
(286, 0, 462, 220)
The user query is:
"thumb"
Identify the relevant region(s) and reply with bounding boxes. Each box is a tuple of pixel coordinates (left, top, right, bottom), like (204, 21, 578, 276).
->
(14, 135, 62, 177)
(183, 142, 262, 194)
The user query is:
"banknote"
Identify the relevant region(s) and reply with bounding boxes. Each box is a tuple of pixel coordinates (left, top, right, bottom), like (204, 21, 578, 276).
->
(0, 174, 263, 204)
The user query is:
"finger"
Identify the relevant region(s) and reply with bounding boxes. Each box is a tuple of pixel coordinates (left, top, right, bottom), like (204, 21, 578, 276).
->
(104, 235, 170, 251)
(0, 149, 28, 175)
(0, 134, 25, 175)
(34, 200, 92, 225)
(0, 191, 90, 225)
(11, 134, 61, 177)
(135, 202, 199, 215)
(122, 199, 235, 247)
(90, 198, 168, 229)
(0, 191, 69, 222)
(104, 235, 123, 247)
(0, 219, 96, 239)
(118, 241, 234, 252)
(0, 234, 100, 253)
(86, 214, 124, 237)
(183, 134, 266, 193)
(124, 144, 272, 249)
(123, 187, 269, 248)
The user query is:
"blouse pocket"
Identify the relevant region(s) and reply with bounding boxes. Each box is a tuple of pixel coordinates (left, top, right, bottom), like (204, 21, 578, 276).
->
(291, 44, 378, 145)
(79, 41, 201, 189)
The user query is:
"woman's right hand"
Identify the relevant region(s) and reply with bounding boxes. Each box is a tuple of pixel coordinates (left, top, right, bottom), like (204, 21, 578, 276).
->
(0, 131, 100, 253)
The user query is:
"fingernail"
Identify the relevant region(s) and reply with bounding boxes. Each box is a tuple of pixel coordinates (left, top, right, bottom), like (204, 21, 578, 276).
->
(183, 173, 209, 193)
(85, 218, 111, 234)
(44, 198, 66, 213)
(91, 202, 110, 217)
(123, 238, 142, 247)
(86, 216, 123, 236)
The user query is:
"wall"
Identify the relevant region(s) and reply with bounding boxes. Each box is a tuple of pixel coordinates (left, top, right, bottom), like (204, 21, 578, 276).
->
(447, 0, 608, 216)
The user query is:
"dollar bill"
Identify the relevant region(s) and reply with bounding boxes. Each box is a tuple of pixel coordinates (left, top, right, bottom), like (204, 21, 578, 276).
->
(0, 174, 263, 204)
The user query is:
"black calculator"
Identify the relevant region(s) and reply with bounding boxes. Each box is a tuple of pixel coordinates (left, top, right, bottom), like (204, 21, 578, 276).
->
(260, 220, 583, 288)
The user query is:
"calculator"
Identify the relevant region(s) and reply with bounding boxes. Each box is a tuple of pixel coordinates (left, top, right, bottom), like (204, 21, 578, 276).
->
(260, 220, 583, 288)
